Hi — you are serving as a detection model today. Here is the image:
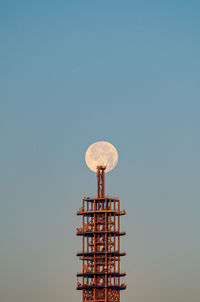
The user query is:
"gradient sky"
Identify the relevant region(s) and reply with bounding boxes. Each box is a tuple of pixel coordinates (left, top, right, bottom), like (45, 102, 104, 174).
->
(1, 1, 200, 302)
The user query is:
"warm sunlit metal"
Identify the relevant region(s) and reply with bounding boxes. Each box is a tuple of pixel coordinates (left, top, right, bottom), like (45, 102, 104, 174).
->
(76, 165, 126, 302)
(97, 166, 106, 198)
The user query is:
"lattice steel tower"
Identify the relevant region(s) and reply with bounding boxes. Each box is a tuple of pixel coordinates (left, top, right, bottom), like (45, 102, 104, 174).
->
(76, 161, 126, 302)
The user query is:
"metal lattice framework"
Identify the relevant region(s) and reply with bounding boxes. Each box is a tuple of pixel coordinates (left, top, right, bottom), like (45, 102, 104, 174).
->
(76, 166, 126, 302)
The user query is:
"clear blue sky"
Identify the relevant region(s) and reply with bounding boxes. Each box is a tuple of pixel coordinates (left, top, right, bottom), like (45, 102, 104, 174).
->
(0, 1, 200, 302)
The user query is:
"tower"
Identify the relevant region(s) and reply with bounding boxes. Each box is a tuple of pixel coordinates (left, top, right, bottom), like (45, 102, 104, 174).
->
(76, 142, 126, 302)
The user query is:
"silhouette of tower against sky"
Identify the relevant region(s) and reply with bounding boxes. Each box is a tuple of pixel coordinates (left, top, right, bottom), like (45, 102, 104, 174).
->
(76, 142, 126, 302)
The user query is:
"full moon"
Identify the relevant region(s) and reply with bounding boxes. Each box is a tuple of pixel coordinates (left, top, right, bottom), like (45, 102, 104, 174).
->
(85, 141, 118, 173)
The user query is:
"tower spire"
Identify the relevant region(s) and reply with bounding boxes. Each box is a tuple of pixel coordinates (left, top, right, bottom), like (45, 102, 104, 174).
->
(97, 166, 106, 198)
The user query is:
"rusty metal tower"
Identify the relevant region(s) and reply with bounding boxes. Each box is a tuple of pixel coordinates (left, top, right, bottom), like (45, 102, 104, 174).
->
(76, 142, 126, 302)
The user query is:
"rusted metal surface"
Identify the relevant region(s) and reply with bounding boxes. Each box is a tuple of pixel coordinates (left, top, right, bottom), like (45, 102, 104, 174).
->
(97, 165, 106, 198)
(76, 166, 126, 302)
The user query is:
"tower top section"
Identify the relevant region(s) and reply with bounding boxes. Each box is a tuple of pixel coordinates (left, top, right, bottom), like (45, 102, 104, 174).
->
(77, 142, 126, 302)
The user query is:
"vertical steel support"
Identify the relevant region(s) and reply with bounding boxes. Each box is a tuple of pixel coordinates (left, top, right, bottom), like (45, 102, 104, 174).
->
(97, 166, 106, 198)
(77, 167, 126, 302)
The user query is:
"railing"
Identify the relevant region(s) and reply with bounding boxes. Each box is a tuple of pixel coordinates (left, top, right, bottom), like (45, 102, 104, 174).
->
(83, 195, 119, 200)
(77, 282, 127, 289)
(77, 209, 126, 215)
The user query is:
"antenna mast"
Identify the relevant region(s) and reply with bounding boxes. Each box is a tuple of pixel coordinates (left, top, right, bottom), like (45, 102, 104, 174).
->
(97, 166, 106, 198)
